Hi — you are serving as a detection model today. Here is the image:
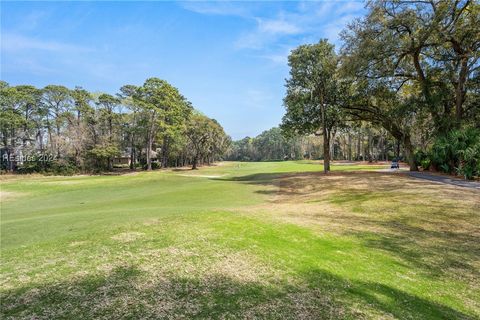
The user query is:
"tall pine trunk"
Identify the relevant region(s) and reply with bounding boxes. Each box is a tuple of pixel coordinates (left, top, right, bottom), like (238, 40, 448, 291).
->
(146, 111, 156, 171)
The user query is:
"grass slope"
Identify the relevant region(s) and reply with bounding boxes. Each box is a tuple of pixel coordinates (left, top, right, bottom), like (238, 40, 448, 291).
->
(1, 161, 479, 319)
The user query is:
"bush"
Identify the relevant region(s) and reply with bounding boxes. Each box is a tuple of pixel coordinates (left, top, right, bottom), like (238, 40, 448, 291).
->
(439, 163, 450, 174)
(415, 150, 430, 169)
(87, 145, 120, 171)
(142, 161, 160, 170)
(420, 159, 431, 170)
(15, 153, 59, 174)
(15, 154, 78, 176)
(17, 161, 42, 174)
(50, 160, 77, 176)
(431, 127, 480, 179)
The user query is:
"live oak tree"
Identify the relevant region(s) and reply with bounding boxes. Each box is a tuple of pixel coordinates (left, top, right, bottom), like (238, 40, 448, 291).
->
(338, 0, 480, 171)
(339, 78, 420, 170)
(281, 39, 343, 173)
(341, 0, 480, 133)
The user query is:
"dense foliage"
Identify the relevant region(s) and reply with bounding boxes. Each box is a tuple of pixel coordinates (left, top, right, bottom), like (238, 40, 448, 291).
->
(228, 125, 402, 163)
(0, 78, 230, 173)
(338, 0, 479, 174)
(430, 127, 480, 179)
(230, 1, 479, 179)
(278, 0, 479, 178)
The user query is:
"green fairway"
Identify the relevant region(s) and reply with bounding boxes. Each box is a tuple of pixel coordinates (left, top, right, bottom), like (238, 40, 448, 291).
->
(1, 161, 479, 319)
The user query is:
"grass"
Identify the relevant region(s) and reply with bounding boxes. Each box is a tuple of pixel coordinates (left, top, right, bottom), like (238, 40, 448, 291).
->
(1, 161, 479, 319)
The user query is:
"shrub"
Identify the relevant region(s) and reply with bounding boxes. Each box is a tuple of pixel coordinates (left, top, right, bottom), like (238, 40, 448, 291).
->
(16, 153, 60, 174)
(87, 145, 120, 171)
(420, 159, 431, 170)
(431, 127, 480, 179)
(15, 154, 78, 176)
(143, 161, 160, 170)
(50, 160, 77, 176)
(439, 163, 450, 173)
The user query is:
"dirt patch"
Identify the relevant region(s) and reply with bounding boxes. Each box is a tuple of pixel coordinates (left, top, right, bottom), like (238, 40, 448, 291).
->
(42, 180, 83, 185)
(69, 241, 89, 247)
(177, 174, 225, 178)
(0, 190, 24, 201)
(242, 171, 479, 232)
(210, 251, 277, 283)
(111, 232, 145, 243)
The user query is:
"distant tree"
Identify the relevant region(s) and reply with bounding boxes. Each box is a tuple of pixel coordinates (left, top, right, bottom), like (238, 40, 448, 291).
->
(0, 79, 233, 174)
(252, 128, 286, 160)
(0, 83, 24, 171)
(134, 78, 190, 170)
(119, 85, 141, 170)
(207, 118, 231, 164)
(186, 113, 227, 169)
(41, 85, 72, 157)
(68, 87, 93, 168)
(97, 94, 121, 170)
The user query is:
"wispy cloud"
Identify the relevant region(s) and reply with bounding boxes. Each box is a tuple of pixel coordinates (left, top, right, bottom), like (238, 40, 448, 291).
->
(235, 17, 302, 50)
(180, 1, 250, 17)
(243, 89, 275, 109)
(335, 1, 365, 16)
(263, 53, 289, 65)
(230, 1, 365, 62)
(1, 33, 92, 53)
(1, 57, 57, 75)
(261, 46, 295, 65)
(17, 10, 50, 31)
(258, 18, 301, 35)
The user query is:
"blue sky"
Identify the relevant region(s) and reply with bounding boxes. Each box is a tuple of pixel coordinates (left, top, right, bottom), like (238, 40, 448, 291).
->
(1, 1, 365, 139)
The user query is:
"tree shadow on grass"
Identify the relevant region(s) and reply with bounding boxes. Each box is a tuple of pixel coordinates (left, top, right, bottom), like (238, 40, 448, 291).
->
(216, 172, 289, 183)
(219, 171, 480, 285)
(1, 265, 475, 319)
(214, 171, 410, 197)
(212, 172, 302, 197)
(350, 221, 480, 281)
(319, 186, 480, 282)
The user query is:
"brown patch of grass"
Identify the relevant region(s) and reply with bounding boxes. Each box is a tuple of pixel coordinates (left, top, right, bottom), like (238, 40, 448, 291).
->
(236, 171, 480, 282)
(111, 232, 145, 243)
(69, 241, 89, 247)
(241, 171, 479, 232)
(0, 190, 24, 202)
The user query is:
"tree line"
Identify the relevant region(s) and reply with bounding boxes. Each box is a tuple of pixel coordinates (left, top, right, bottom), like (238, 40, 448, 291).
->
(228, 124, 403, 163)
(280, 0, 479, 178)
(0, 78, 230, 173)
(2, 1, 479, 178)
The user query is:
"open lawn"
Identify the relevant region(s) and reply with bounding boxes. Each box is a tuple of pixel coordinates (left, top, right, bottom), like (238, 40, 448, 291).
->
(1, 161, 479, 319)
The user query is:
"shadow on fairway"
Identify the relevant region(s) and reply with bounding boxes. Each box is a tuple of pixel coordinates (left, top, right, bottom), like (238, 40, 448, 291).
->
(215, 172, 289, 182)
(217, 171, 480, 289)
(213, 171, 402, 197)
(1, 265, 474, 319)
